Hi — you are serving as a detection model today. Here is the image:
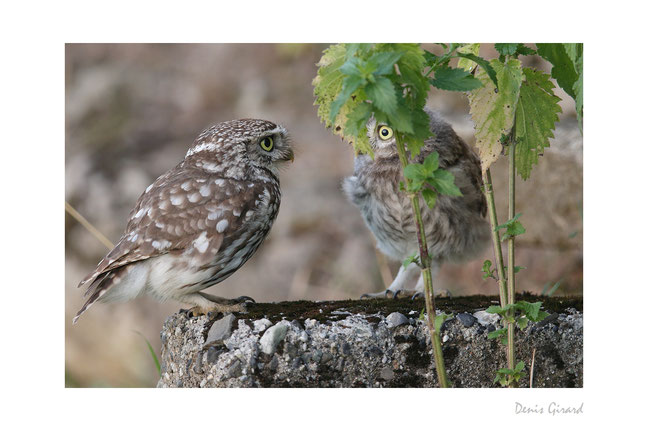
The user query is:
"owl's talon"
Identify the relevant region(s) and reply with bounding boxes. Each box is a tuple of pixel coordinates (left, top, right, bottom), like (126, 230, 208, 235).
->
(392, 290, 402, 299)
(235, 296, 255, 304)
(411, 292, 423, 300)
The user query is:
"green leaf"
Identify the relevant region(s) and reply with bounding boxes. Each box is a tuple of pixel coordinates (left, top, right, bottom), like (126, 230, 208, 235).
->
(486, 303, 515, 315)
(421, 188, 437, 209)
(431, 169, 463, 196)
(517, 316, 529, 330)
(314, 44, 373, 156)
(487, 328, 508, 343)
(422, 152, 440, 174)
(133, 331, 161, 377)
(329, 74, 365, 123)
(366, 76, 398, 116)
(495, 43, 536, 57)
(403, 163, 426, 181)
(500, 220, 526, 241)
(344, 102, 373, 141)
(403, 253, 420, 269)
(468, 58, 523, 173)
(482, 259, 496, 280)
(566, 44, 583, 132)
(387, 104, 415, 135)
(495, 43, 519, 56)
(514, 68, 562, 179)
(495, 212, 522, 231)
(455, 52, 498, 89)
(485, 305, 505, 315)
(431, 66, 482, 91)
(367, 51, 403, 75)
(516, 44, 537, 56)
(514, 360, 525, 373)
(456, 43, 481, 72)
(434, 313, 453, 332)
(536, 43, 578, 100)
(516, 301, 543, 321)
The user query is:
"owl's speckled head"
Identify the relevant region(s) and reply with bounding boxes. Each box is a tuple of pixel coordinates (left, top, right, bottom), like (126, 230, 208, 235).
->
(366, 116, 398, 159)
(186, 118, 294, 179)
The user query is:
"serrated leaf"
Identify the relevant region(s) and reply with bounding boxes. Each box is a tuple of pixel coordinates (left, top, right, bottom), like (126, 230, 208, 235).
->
(314, 44, 373, 156)
(495, 43, 519, 56)
(487, 328, 507, 341)
(431, 66, 482, 91)
(421, 188, 437, 209)
(366, 76, 397, 116)
(367, 51, 403, 76)
(514, 68, 562, 179)
(486, 305, 505, 314)
(431, 169, 463, 196)
(501, 220, 526, 241)
(339, 56, 363, 77)
(516, 301, 542, 321)
(482, 259, 496, 280)
(387, 104, 415, 135)
(422, 152, 439, 174)
(536, 43, 578, 100)
(517, 317, 529, 330)
(403, 163, 426, 181)
(456, 52, 498, 89)
(516, 44, 536, 56)
(514, 361, 525, 372)
(468, 58, 523, 174)
(329, 74, 366, 123)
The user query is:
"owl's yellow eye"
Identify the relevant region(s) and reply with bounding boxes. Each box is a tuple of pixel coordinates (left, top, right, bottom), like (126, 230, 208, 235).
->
(377, 125, 394, 140)
(259, 136, 274, 152)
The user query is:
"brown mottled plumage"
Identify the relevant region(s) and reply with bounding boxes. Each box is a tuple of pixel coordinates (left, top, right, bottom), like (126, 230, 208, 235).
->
(343, 110, 489, 297)
(74, 119, 294, 323)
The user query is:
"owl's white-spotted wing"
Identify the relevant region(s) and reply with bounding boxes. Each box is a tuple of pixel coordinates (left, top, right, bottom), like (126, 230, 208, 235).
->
(77, 167, 275, 293)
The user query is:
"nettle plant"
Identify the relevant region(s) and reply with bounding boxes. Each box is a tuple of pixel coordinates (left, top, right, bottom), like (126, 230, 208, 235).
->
(313, 43, 583, 388)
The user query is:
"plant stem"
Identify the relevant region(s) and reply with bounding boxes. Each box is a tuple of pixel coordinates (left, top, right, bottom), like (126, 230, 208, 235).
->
(482, 169, 508, 307)
(395, 134, 449, 388)
(506, 141, 517, 374)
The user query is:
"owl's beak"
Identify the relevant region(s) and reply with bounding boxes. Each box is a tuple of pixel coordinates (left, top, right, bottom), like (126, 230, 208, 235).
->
(286, 149, 295, 163)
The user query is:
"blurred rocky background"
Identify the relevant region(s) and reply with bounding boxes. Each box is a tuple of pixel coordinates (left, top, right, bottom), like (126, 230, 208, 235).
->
(65, 44, 582, 387)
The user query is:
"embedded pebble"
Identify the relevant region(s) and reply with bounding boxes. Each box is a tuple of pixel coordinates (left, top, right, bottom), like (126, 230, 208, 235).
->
(386, 312, 409, 328)
(456, 313, 477, 328)
(474, 310, 500, 326)
(259, 320, 291, 355)
(205, 313, 237, 344)
(253, 318, 273, 333)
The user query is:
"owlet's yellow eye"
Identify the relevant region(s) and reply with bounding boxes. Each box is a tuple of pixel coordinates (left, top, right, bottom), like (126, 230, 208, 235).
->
(259, 136, 274, 151)
(377, 125, 394, 140)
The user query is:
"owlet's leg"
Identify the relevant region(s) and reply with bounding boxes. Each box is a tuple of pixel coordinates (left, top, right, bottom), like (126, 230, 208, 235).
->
(361, 263, 420, 299)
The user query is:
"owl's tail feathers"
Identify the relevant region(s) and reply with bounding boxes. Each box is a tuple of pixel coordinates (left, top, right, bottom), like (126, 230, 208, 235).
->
(72, 273, 115, 324)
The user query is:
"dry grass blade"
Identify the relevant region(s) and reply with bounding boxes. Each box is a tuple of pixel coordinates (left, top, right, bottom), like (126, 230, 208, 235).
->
(65, 201, 114, 250)
(530, 347, 536, 388)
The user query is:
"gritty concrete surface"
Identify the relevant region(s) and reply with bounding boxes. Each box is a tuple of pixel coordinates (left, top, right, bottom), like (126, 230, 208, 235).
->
(157, 297, 582, 388)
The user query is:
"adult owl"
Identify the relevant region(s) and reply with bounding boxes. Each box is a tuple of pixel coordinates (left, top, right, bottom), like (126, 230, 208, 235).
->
(343, 109, 489, 298)
(73, 119, 294, 324)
